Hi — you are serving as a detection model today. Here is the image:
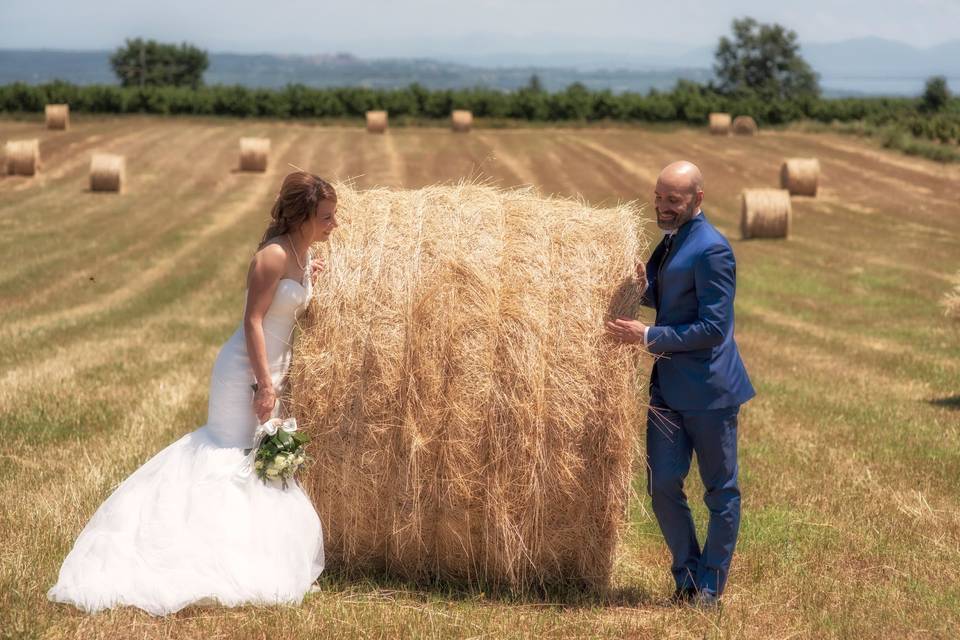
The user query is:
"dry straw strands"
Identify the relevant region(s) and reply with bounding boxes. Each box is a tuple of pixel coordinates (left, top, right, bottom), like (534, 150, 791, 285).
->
(451, 109, 473, 133)
(366, 110, 388, 133)
(4, 139, 40, 176)
(780, 158, 821, 197)
(89, 153, 126, 193)
(741, 188, 791, 239)
(732, 115, 758, 136)
(239, 137, 270, 172)
(291, 182, 649, 592)
(944, 273, 960, 320)
(45, 104, 69, 130)
(709, 112, 731, 135)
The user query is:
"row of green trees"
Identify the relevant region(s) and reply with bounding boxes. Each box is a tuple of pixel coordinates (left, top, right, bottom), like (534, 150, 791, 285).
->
(1, 18, 957, 147)
(1, 79, 956, 133)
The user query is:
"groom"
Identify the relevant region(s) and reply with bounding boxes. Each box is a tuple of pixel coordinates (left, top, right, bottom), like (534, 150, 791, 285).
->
(606, 161, 754, 606)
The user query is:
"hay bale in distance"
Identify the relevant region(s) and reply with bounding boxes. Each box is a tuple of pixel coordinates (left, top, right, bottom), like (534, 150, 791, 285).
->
(89, 153, 126, 193)
(741, 188, 791, 239)
(709, 112, 731, 135)
(291, 183, 649, 592)
(366, 110, 388, 133)
(239, 137, 270, 172)
(45, 104, 70, 130)
(944, 273, 960, 320)
(451, 109, 473, 133)
(4, 139, 40, 176)
(732, 115, 758, 136)
(780, 158, 820, 197)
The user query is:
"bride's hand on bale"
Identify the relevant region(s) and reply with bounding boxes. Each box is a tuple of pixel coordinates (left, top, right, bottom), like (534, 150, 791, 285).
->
(605, 317, 647, 344)
(253, 384, 277, 424)
(310, 257, 325, 284)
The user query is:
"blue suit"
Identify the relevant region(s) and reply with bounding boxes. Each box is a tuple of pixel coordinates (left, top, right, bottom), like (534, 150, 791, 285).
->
(641, 211, 754, 597)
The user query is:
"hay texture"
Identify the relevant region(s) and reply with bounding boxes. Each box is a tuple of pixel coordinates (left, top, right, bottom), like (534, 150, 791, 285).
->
(4, 139, 40, 176)
(89, 153, 126, 193)
(239, 137, 270, 172)
(741, 188, 791, 239)
(709, 112, 731, 135)
(732, 115, 758, 136)
(944, 273, 960, 320)
(366, 110, 388, 133)
(780, 158, 820, 197)
(291, 183, 649, 592)
(45, 104, 69, 130)
(451, 110, 473, 133)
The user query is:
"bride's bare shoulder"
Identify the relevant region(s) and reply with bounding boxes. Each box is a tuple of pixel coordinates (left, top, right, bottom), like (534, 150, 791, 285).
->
(247, 240, 288, 283)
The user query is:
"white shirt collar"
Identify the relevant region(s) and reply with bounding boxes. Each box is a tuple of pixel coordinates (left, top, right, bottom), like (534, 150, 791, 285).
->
(664, 209, 701, 237)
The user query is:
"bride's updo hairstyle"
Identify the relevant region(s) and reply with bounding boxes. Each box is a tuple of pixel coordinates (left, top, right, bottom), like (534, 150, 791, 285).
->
(259, 172, 337, 249)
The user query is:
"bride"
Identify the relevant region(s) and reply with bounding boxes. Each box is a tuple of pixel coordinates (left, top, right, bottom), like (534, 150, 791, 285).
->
(47, 171, 338, 616)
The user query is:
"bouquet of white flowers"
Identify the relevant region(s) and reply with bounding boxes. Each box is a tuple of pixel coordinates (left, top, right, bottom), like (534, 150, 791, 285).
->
(249, 417, 311, 489)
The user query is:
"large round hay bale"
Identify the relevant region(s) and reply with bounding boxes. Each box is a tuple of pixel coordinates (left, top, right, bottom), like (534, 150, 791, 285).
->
(741, 188, 791, 239)
(944, 274, 960, 321)
(708, 112, 731, 135)
(291, 183, 649, 592)
(451, 109, 473, 133)
(780, 158, 820, 197)
(239, 137, 270, 172)
(89, 153, 126, 193)
(732, 115, 758, 136)
(4, 139, 40, 176)
(45, 104, 70, 130)
(366, 110, 388, 133)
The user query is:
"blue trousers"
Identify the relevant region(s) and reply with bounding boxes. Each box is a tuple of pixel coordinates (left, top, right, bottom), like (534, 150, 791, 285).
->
(646, 379, 741, 596)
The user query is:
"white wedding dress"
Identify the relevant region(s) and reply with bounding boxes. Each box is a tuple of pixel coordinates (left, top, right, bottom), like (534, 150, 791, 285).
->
(48, 252, 325, 616)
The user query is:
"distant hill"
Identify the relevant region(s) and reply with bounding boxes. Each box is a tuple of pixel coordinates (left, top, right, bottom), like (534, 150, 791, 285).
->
(2, 37, 959, 96)
(0, 49, 711, 94)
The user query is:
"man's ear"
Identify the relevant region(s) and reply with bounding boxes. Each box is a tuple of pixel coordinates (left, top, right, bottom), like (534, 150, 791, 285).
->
(695, 190, 705, 209)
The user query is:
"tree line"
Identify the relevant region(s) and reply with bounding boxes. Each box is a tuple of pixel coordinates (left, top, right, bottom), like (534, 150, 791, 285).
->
(0, 20, 956, 147)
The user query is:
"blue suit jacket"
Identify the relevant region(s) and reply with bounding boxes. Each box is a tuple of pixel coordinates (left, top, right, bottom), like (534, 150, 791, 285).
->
(642, 212, 755, 410)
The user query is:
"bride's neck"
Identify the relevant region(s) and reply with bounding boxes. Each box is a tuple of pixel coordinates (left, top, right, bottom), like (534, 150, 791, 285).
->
(287, 229, 312, 260)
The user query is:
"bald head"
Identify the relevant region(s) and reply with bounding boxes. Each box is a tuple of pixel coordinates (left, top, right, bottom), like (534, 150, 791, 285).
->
(654, 161, 705, 231)
(658, 161, 704, 194)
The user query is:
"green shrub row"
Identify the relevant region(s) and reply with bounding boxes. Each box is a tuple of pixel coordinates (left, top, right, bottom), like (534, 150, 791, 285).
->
(3, 79, 958, 128)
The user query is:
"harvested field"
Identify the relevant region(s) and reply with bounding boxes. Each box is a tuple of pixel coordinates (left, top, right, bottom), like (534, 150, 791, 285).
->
(1, 114, 958, 639)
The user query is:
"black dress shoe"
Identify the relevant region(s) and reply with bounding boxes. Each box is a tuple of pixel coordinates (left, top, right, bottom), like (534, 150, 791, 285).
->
(670, 586, 696, 604)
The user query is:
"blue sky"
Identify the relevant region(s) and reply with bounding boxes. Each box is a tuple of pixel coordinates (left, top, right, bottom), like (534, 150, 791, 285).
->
(1, 0, 957, 55)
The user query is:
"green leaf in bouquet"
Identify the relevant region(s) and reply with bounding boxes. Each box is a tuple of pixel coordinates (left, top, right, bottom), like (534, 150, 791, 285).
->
(277, 430, 294, 447)
(292, 432, 310, 445)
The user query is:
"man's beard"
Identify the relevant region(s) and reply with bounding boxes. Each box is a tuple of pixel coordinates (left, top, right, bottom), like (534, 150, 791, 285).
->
(655, 201, 697, 230)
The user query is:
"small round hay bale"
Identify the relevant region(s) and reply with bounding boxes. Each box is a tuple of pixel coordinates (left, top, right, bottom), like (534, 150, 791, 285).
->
(732, 115, 758, 136)
(292, 183, 649, 592)
(708, 112, 731, 135)
(239, 137, 270, 172)
(366, 110, 388, 133)
(780, 158, 820, 197)
(741, 188, 791, 239)
(89, 153, 126, 193)
(45, 104, 70, 130)
(5, 139, 40, 176)
(451, 109, 473, 133)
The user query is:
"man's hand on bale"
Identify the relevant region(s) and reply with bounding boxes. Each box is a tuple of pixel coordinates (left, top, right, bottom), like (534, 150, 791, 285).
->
(635, 261, 647, 293)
